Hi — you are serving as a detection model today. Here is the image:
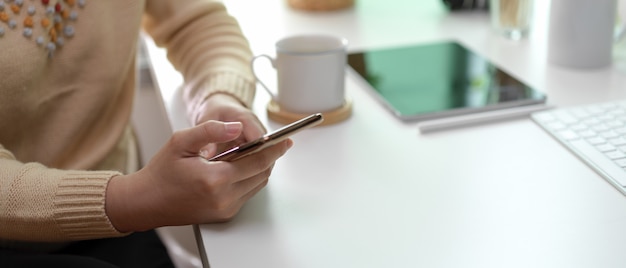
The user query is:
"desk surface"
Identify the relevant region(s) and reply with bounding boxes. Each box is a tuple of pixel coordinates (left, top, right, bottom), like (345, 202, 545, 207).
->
(144, 0, 626, 267)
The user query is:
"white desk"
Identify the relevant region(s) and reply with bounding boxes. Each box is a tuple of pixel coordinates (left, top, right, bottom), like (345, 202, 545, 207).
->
(144, 0, 626, 267)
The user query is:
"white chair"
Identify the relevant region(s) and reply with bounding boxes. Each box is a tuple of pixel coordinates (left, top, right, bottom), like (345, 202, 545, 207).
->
(156, 226, 203, 268)
(133, 48, 203, 267)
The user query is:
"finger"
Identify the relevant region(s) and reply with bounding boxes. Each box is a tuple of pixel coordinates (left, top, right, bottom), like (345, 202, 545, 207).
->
(231, 163, 273, 199)
(239, 115, 267, 141)
(219, 174, 271, 222)
(174, 121, 242, 153)
(224, 139, 292, 182)
(198, 143, 218, 158)
(235, 175, 270, 208)
(241, 176, 270, 203)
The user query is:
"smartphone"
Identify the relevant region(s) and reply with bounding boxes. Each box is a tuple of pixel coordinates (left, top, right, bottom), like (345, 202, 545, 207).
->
(208, 113, 324, 161)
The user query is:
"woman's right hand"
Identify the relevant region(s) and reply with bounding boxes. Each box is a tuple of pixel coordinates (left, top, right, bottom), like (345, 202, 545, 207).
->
(105, 120, 292, 233)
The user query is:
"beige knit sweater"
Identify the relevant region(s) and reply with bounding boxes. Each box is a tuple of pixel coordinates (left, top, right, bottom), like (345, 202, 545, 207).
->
(0, 0, 255, 242)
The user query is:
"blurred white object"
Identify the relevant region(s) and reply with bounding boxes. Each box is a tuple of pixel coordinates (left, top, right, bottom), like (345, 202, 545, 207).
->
(548, 0, 617, 69)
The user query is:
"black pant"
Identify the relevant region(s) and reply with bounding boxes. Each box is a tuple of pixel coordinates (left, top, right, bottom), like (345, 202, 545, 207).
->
(0, 230, 175, 268)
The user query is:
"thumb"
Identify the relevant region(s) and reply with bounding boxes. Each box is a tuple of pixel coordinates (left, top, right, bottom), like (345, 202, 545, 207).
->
(174, 121, 242, 153)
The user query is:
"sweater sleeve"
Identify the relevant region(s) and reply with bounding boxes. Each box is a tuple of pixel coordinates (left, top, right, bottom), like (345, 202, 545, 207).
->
(0, 145, 126, 242)
(143, 0, 256, 124)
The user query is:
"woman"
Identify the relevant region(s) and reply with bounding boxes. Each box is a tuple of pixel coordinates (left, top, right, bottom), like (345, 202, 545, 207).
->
(0, 0, 291, 266)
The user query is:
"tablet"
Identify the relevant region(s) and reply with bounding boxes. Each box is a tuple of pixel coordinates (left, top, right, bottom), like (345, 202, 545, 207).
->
(347, 41, 546, 122)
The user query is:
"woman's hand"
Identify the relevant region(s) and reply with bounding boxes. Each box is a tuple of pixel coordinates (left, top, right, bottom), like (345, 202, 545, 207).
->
(105, 120, 292, 233)
(195, 93, 267, 156)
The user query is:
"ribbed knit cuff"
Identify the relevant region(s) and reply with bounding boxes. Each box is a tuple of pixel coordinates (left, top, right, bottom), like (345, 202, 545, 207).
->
(187, 70, 256, 125)
(206, 71, 255, 107)
(54, 171, 127, 240)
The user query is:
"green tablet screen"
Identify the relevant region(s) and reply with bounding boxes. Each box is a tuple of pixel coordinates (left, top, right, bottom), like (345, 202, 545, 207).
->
(347, 41, 546, 121)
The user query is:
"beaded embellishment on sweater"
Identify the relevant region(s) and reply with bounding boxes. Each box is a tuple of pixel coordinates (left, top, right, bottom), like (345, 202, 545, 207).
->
(0, 0, 85, 57)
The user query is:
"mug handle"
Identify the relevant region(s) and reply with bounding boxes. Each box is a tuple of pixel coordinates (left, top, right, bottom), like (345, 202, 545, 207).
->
(250, 54, 278, 101)
(617, 0, 626, 43)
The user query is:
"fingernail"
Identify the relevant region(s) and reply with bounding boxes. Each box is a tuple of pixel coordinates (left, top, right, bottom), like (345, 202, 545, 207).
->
(224, 122, 242, 134)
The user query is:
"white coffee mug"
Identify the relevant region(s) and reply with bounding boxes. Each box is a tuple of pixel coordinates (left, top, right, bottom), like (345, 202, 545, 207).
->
(251, 34, 348, 114)
(548, 0, 617, 69)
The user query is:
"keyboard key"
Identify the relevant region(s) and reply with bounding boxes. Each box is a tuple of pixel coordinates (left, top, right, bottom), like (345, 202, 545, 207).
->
(587, 105, 607, 115)
(599, 103, 618, 110)
(601, 131, 620, 139)
(608, 136, 626, 146)
(533, 112, 556, 122)
(596, 143, 616, 152)
(556, 130, 579, 140)
(610, 110, 626, 117)
(583, 118, 602, 126)
(615, 159, 626, 167)
(578, 130, 597, 138)
(570, 123, 590, 132)
(615, 127, 626, 135)
(606, 121, 624, 129)
(605, 150, 626, 160)
(554, 111, 579, 124)
(592, 124, 610, 133)
(547, 122, 567, 130)
(588, 137, 607, 145)
(618, 145, 626, 153)
(570, 108, 591, 119)
(598, 114, 614, 122)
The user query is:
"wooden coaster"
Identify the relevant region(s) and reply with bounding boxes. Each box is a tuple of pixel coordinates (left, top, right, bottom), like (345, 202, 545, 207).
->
(287, 0, 354, 11)
(266, 99, 353, 126)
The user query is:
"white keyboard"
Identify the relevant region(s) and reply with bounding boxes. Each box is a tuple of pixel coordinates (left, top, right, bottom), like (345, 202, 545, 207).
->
(531, 101, 626, 195)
